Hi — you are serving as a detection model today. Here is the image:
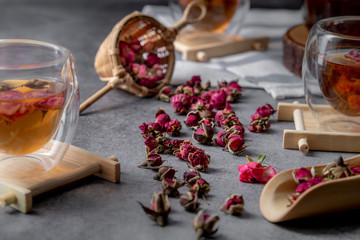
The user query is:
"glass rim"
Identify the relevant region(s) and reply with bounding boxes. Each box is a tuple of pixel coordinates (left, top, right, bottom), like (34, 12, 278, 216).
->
(316, 16, 360, 40)
(0, 39, 71, 70)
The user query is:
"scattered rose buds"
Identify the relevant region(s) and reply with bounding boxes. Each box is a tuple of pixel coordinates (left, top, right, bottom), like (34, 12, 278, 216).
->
(179, 190, 200, 212)
(183, 171, 201, 187)
(192, 210, 219, 240)
(220, 194, 245, 216)
(165, 119, 182, 137)
(192, 122, 214, 145)
(153, 166, 177, 181)
(138, 149, 165, 169)
(139, 192, 171, 226)
(238, 155, 277, 183)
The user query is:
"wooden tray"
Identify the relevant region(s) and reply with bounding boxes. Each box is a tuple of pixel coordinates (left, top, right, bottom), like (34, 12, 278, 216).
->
(278, 102, 360, 153)
(0, 145, 120, 213)
(174, 31, 269, 62)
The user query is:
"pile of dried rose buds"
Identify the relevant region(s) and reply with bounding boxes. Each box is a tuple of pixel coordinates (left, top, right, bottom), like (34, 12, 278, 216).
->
(288, 156, 360, 206)
(118, 38, 165, 88)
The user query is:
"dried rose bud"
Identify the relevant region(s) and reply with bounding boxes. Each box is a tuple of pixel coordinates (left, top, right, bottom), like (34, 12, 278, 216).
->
(153, 166, 177, 181)
(145, 53, 160, 68)
(191, 178, 210, 197)
(170, 93, 192, 114)
(215, 102, 234, 127)
(226, 134, 246, 155)
(256, 103, 276, 117)
(155, 87, 173, 103)
(139, 192, 171, 226)
(238, 155, 277, 183)
(192, 123, 214, 145)
(322, 156, 352, 179)
(345, 49, 360, 63)
(295, 177, 324, 194)
(161, 178, 185, 197)
(184, 110, 202, 128)
(165, 118, 182, 137)
(220, 194, 244, 216)
(351, 167, 360, 175)
(179, 190, 200, 212)
(174, 140, 198, 161)
(188, 150, 210, 172)
(144, 135, 158, 152)
(138, 150, 165, 169)
(221, 87, 234, 103)
(220, 115, 242, 130)
(155, 108, 171, 128)
(186, 75, 201, 88)
(183, 171, 201, 187)
(210, 88, 227, 110)
(139, 122, 164, 138)
(163, 139, 184, 154)
(248, 115, 270, 133)
(227, 124, 245, 136)
(200, 90, 213, 103)
(292, 167, 314, 184)
(192, 210, 219, 240)
(214, 130, 227, 147)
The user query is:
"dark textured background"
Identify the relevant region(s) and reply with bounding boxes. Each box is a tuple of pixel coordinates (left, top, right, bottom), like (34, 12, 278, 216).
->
(0, 1, 359, 240)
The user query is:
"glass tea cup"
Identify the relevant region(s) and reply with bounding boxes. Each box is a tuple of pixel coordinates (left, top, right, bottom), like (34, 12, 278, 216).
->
(0, 39, 79, 178)
(303, 16, 360, 133)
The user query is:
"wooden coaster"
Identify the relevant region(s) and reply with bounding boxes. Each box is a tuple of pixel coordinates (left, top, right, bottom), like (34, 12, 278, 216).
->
(174, 30, 269, 62)
(0, 145, 120, 213)
(283, 24, 310, 77)
(278, 102, 360, 153)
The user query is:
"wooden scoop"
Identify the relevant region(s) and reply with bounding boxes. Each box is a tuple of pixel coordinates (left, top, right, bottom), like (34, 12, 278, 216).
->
(259, 154, 360, 223)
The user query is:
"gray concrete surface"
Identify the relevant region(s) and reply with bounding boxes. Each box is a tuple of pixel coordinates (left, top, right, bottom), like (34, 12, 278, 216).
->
(0, 1, 359, 240)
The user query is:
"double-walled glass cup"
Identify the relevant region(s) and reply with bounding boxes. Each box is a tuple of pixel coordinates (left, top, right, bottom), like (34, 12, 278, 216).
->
(303, 16, 360, 133)
(0, 39, 79, 178)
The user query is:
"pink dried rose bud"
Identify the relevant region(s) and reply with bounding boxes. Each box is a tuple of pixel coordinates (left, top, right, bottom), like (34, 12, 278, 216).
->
(145, 53, 160, 67)
(295, 177, 324, 194)
(186, 75, 202, 88)
(248, 115, 270, 133)
(153, 166, 177, 181)
(220, 115, 242, 130)
(225, 134, 246, 156)
(191, 178, 210, 197)
(192, 210, 219, 240)
(188, 150, 210, 172)
(174, 140, 198, 161)
(139, 122, 163, 138)
(220, 194, 245, 216)
(351, 167, 360, 175)
(183, 171, 201, 187)
(138, 150, 165, 169)
(322, 156, 352, 179)
(155, 108, 171, 128)
(214, 130, 227, 147)
(190, 99, 213, 112)
(238, 155, 277, 183)
(163, 139, 184, 154)
(170, 93, 192, 114)
(210, 88, 227, 110)
(179, 190, 200, 212)
(184, 111, 202, 128)
(192, 123, 214, 145)
(228, 124, 245, 136)
(165, 118, 182, 137)
(345, 49, 360, 63)
(139, 192, 171, 227)
(155, 87, 173, 103)
(144, 135, 158, 152)
(292, 167, 315, 184)
(161, 178, 185, 197)
(200, 90, 213, 103)
(215, 102, 234, 127)
(256, 103, 276, 117)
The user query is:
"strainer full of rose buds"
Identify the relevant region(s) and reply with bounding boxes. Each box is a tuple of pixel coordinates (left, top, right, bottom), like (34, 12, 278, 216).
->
(80, 1, 206, 113)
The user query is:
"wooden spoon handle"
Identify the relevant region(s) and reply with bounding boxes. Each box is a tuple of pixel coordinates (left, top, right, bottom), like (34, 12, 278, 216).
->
(79, 84, 113, 113)
(169, 1, 207, 34)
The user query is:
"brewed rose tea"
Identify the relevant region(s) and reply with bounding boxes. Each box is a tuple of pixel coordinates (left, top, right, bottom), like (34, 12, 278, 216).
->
(320, 50, 360, 116)
(0, 79, 66, 155)
(178, 0, 239, 33)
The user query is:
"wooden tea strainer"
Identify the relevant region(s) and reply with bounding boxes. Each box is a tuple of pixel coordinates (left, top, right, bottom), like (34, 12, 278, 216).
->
(80, 1, 206, 113)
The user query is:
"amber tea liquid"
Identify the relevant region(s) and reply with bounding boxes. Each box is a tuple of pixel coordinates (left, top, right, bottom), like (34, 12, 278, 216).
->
(0, 79, 66, 155)
(320, 52, 360, 116)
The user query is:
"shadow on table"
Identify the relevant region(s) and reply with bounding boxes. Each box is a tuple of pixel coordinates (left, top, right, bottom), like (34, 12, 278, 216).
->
(277, 209, 360, 233)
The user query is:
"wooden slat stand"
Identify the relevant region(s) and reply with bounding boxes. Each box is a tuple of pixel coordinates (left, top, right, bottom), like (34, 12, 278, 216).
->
(278, 102, 360, 153)
(174, 31, 269, 62)
(0, 145, 120, 213)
